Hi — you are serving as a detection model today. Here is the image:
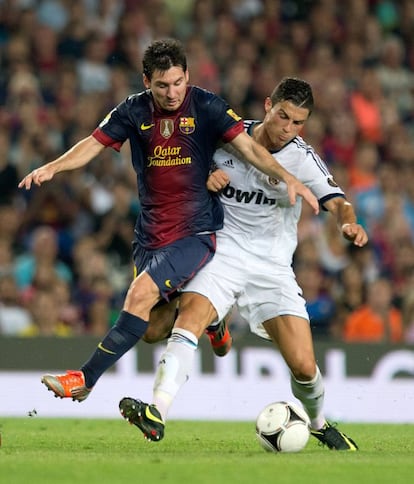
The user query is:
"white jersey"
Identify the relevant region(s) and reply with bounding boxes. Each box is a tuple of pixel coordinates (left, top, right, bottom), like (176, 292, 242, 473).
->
(183, 120, 345, 338)
(214, 120, 345, 266)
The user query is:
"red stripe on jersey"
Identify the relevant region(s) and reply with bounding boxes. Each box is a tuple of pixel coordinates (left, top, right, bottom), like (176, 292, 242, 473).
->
(92, 128, 123, 151)
(222, 121, 244, 143)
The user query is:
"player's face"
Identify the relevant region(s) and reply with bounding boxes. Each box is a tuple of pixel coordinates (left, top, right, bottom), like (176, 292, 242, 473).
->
(263, 99, 310, 149)
(144, 66, 189, 111)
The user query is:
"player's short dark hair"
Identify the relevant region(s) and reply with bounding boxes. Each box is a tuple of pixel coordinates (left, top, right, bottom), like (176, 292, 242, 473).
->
(270, 77, 314, 113)
(142, 39, 187, 80)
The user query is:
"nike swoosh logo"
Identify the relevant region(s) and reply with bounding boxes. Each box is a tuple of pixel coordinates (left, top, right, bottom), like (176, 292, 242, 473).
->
(140, 122, 154, 131)
(98, 342, 116, 355)
(145, 406, 164, 425)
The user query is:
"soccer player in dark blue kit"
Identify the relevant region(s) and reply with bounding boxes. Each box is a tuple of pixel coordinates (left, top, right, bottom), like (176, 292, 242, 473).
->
(19, 39, 318, 403)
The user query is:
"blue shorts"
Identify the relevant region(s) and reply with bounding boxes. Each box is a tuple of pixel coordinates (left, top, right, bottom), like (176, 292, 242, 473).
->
(133, 233, 216, 300)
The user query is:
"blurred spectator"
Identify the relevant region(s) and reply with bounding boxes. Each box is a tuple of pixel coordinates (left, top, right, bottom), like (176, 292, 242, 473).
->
(72, 245, 117, 335)
(314, 214, 350, 276)
(332, 261, 366, 339)
(350, 67, 385, 144)
(0, 204, 24, 253)
(399, 162, 414, 238)
(221, 58, 254, 118)
(295, 261, 336, 338)
(188, 0, 217, 43)
(343, 277, 403, 343)
(22, 288, 73, 337)
(108, 65, 133, 105)
(53, 278, 84, 334)
(86, 0, 124, 42)
(362, 13, 384, 64)
(350, 141, 382, 229)
(57, 10, 88, 62)
(375, 35, 414, 122)
(339, 38, 364, 90)
(398, 0, 414, 45)
(19, 180, 80, 241)
(14, 225, 72, 290)
(0, 239, 13, 275)
(210, 11, 239, 73)
(31, 23, 59, 88)
(19, 259, 84, 334)
(93, 178, 138, 268)
(351, 142, 381, 193)
(0, 127, 19, 205)
(85, 275, 116, 336)
(186, 35, 220, 94)
(346, 242, 380, 285)
(0, 273, 32, 335)
(37, 0, 69, 32)
(401, 273, 414, 343)
(322, 111, 358, 168)
(109, 8, 149, 80)
(77, 32, 111, 94)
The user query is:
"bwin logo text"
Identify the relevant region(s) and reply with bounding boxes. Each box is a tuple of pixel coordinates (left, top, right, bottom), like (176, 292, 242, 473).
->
(222, 185, 276, 205)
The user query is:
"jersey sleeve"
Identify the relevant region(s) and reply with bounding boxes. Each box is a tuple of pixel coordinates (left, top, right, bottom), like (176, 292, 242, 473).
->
(201, 90, 244, 143)
(297, 147, 345, 208)
(91, 99, 134, 151)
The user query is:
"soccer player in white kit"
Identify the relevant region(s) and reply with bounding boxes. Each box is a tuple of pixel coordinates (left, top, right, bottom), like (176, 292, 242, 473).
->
(120, 78, 368, 450)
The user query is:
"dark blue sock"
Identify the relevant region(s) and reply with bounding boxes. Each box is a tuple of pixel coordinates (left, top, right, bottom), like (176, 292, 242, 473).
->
(81, 310, 148, 388)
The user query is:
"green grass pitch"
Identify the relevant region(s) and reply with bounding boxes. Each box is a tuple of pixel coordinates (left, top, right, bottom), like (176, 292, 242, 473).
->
(1, 418, 414, 484)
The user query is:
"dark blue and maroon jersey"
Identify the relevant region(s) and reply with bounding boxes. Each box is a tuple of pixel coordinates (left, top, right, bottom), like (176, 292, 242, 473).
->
(92, 85, 243, 249)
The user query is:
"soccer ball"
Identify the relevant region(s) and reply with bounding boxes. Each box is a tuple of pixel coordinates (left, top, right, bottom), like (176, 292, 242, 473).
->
(256, 401, 310, 453)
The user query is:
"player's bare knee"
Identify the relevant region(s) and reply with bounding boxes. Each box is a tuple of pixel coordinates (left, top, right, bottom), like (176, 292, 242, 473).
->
(124, 278, 160, 315)
(142, 327, 167, 344)
(178, 293, 217, 330)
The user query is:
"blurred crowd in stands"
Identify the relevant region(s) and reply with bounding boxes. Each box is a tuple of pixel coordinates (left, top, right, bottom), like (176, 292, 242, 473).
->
(1, 0, 414, 343)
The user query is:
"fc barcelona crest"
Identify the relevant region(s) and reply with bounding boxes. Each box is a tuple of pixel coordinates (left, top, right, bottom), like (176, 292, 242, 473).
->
(179, 117, 195, 134)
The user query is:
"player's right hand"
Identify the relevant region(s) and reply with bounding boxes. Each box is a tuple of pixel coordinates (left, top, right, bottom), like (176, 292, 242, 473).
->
(18, 165, 55, 190)
(285, 176, 319, 215)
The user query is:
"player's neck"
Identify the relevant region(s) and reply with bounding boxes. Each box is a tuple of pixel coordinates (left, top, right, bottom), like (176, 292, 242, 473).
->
(252, 122, 278, 152)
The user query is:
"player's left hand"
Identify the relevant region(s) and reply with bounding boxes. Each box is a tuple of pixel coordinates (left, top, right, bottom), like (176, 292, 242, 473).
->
(341, 223, 368, 247)
(207, 169, 230, 192)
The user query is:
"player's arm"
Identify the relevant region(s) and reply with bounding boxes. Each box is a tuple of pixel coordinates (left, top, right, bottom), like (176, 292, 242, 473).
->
(229, 131, 319, 214)
(324, 197, 368, 247)
(18, 135, 105, 190)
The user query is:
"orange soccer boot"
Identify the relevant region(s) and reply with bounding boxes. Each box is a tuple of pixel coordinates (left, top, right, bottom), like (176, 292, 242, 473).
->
(41, 370, 92, 402)
(205, 318, 232, 357)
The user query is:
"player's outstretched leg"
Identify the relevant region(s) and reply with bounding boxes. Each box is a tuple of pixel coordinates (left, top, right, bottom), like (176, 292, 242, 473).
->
(119, 397, 165, 442)
(205, 318, 232, 357)
(41, 370, 92, 402)
(311, 422, 358, 451)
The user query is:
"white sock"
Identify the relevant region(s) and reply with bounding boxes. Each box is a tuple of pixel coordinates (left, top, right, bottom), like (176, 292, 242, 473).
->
(290, 366, 326, 430)
(152, 327, 198, 422)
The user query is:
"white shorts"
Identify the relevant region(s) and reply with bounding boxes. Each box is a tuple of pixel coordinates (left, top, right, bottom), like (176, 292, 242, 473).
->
(182, 233, 309, 340)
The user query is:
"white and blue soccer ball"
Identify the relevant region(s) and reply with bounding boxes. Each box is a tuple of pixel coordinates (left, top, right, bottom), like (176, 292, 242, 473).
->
(256, 401, 311, 453)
